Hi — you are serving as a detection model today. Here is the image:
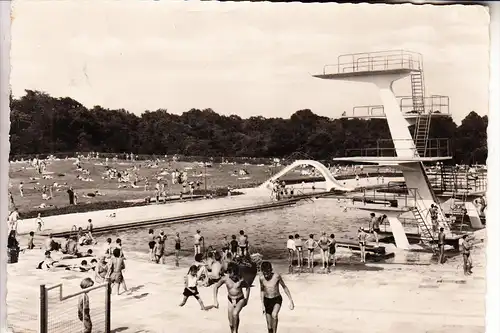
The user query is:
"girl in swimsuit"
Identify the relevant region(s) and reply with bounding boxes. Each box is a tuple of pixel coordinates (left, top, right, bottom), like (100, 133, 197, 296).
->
(294, 234, 303, 268)
(304, 234, 318, 272)
(318, 232, 330, 270)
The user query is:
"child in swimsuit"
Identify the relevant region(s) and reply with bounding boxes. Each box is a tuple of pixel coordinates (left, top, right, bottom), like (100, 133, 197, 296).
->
(153, 236, 164, 264)
(148, 229, 155, 261)
(78, 278, 94, 333)
(294, 234, 303, 268)
(179, 265, 206, 310)
(238, 230, 247, 257)
(304, 234, 318, 271)
(357, 228, 367, 263)
(329, 234, 337, 269)
(286, 235, 296, 267)
(221, 236, 230, 259)
(230, 235, 238, 257)
(174, 232, 181, 266)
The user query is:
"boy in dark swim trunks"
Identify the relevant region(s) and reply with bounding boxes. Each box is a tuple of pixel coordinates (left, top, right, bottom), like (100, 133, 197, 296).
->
(213, 263, 251, 333)
(230, 235, 239, 257)
(259, 261, 294, 333)
(180, 265, 206, 310)
(328, 234, 337, 270)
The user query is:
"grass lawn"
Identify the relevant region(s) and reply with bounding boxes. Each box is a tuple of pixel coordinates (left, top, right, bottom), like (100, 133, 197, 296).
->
(8, 158, 397, 217)
(8, 158, 278, 214)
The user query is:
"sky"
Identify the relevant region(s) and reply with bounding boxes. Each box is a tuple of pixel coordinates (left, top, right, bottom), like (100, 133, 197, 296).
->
(10, 0, 490, 123)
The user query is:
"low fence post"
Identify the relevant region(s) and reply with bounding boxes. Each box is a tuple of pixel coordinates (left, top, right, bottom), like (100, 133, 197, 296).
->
(40, 284, 47, 333)
(105, 282, 111, 333)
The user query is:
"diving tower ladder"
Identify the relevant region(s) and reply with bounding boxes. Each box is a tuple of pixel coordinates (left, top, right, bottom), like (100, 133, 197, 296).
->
(411, 71, 432, 157)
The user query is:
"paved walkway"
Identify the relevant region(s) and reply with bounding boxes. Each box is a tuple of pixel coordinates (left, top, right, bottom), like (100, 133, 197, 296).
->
(7, 230, 485, 333)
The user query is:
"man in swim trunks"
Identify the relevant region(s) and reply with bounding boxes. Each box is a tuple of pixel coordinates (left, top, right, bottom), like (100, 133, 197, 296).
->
(213, 263, 251, 333)
(259, 261, 294, 333)
(328, 234, 337, 271)
(318, 232, 330, 270)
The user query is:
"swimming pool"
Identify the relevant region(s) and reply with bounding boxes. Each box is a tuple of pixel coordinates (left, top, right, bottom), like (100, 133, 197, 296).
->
(95, 198, 370, 260)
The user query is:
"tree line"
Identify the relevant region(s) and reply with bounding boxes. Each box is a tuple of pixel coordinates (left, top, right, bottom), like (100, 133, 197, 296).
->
(9, 90, 488, 164)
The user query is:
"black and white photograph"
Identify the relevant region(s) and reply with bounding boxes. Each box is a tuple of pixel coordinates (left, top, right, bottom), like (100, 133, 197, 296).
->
(2, 1, 494, 332)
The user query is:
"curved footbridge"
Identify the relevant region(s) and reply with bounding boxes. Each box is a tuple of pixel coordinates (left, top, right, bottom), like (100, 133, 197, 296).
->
(259, 159, 355, 192)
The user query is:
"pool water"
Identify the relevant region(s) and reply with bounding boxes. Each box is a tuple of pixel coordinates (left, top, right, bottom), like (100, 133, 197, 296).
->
(95, 199, 370, 261)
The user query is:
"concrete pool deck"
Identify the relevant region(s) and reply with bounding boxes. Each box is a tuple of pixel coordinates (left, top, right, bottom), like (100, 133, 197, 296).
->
(7, 229, 486, 333)
(16, 177, 403, 236)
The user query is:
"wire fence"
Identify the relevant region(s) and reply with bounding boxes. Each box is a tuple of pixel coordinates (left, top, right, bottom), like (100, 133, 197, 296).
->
(41, 282, 110, 333)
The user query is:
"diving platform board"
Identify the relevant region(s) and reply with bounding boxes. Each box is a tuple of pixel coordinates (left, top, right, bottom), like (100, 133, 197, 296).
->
(314, 68, 414, 80)
(332, 156, 452, 165)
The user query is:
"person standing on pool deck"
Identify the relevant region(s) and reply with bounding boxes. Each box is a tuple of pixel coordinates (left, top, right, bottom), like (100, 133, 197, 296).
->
(230, 235, 239, 257)
(259, 261, 294, 333)
(357, 228, 367, 263)
(238, 230, 248, 257)
(368, 213, 379, 247)
(148, 229, 156, 261)
(304, 234, 318, 272)
(328, 234, 337, 270)
(179, 265, 206, 310)
(294, 234, 303, 269)
(318, 232, 330, 270)
(78, 277, 94, 333)
(213, 263, 251, 333)
(221, 236, 230, 260)
(437, 227, 446, 264)
(194, 230, 203, 256)
(174, 232, 181, 266)
(286, 235, 296, 267)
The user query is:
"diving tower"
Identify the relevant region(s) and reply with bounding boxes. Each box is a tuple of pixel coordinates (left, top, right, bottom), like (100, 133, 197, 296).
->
(313, 50, 462, 251)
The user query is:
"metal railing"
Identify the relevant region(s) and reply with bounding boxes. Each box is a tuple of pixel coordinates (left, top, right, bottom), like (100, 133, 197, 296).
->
(348, 95, 450, 118)
(428, 166, 488, 194)
(344, 138, 450, 158)
(361, 184, 418, 208)
(322, 50, 423, 75)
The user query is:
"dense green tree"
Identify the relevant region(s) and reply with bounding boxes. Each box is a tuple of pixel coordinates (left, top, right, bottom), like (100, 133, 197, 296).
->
(8, 90, 487, 164)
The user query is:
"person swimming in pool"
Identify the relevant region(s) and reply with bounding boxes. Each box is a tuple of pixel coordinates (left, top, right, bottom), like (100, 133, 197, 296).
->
(259, 261, 294, 333)
(213, 262, 251, 333)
